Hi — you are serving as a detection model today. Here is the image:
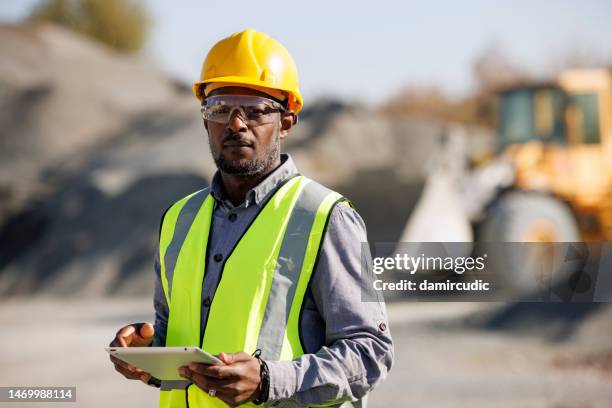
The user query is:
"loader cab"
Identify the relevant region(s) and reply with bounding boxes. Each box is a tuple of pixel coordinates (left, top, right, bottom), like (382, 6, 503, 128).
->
(497, 70, 610, 150)
(497, 85, 567, 149)
(491, 69, 612, 240)
(558, 69, 610, 146)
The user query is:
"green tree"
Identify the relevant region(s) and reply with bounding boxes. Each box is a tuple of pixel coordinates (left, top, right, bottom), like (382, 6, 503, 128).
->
(30, 0, 150, 53)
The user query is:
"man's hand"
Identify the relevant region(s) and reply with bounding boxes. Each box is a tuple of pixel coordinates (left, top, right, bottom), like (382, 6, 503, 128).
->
(179, 351, 261, 407)
(109, 322, 155, 385)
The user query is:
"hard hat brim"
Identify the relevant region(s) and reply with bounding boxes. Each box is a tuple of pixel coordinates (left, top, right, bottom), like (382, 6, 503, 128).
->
(193, 76, 303, 113)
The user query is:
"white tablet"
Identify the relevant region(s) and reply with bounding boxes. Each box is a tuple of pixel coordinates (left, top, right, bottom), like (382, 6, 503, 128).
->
(106, 347, 224, 381)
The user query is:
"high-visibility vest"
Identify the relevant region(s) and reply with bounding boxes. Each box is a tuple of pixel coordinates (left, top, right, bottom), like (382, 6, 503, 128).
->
(157, 175, 363, 407)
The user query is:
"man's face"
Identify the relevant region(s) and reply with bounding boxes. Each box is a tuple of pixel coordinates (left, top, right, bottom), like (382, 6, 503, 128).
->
(203, 86, 294, 176)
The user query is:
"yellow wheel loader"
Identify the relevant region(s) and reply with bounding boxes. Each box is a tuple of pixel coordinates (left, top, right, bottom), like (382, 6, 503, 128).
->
(403, 68, 612, 243)
(480, 68, 612, 243)
(399, 69, 612, 290)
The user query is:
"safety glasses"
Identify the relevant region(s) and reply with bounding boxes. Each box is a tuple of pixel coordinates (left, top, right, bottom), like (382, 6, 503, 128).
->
(201, 95, 286, 126)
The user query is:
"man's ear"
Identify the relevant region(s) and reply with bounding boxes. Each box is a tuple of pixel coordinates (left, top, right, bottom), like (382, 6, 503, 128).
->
(279, 112, 296, 139)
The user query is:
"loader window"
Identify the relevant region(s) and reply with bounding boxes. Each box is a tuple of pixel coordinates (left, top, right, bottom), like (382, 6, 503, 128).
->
(499, 87, 565, 147)
(499, 90, 533, 145)
(570, 93, 600, 144)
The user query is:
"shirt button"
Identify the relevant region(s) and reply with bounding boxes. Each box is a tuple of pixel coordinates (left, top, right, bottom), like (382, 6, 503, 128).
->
(228, 213, 237, 222)
(378, 322, 387, 331)
(203, 297, 211, 307)
(213, 253, 223, 262)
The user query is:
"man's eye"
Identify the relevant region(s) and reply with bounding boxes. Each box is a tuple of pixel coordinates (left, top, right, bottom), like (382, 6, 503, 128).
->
(246, 108, 266, 117)
(214, 106, 231, 115)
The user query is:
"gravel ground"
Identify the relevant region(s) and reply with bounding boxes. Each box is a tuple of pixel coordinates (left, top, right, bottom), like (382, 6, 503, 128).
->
(0, 299, 610, 408)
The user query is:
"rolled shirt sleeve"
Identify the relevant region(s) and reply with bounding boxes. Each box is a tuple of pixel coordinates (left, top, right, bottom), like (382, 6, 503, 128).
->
(265, 203, 394, 406)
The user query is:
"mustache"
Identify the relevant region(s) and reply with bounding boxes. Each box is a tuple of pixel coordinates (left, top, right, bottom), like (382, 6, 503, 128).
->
(222, 133, 253, 146)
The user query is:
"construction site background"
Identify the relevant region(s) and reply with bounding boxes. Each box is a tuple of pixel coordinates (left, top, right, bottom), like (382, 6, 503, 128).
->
(1, 2, 612, 407)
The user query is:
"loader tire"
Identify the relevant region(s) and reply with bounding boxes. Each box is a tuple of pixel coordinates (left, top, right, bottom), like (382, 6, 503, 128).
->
(477, 191, 580, 293)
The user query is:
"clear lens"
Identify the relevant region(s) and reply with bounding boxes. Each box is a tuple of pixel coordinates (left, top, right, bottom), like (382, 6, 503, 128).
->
(201, 95, 285, 125)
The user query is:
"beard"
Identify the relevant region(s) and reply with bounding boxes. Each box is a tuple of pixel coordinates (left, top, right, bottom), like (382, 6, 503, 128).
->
(209, 129, 280, 177)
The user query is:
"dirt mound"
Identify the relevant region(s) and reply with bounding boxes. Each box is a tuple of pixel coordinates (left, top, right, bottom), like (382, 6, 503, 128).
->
(0, 22, 184, 219)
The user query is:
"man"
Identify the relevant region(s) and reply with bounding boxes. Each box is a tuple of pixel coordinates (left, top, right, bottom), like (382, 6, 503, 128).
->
(110, 29, 393, 407)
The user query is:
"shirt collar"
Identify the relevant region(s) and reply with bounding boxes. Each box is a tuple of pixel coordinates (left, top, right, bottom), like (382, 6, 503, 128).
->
(210, 153, 299, 209)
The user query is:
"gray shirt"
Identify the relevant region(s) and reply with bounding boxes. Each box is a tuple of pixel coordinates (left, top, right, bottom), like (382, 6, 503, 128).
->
(153, 154, 394, 406)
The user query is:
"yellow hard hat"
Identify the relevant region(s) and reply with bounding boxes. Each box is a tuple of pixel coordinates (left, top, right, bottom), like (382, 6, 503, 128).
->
(193, 29, 303, 113)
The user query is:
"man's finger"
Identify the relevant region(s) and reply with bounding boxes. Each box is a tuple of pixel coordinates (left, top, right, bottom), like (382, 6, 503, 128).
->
(127, 364, 144, 373)
(117, 324, 154, 347)
(110, 334, 128, 348)
(117, 325, 136, 346)
(219, 351, 252, 365)
(138, 323, 154, 339)
(180, 367, 210, 388)
(109, 337, 124, 348)
(195, 363, 243, 381)
(187, 362, 214, 375)
(180, 368, 240, 405)
(110, 355, 129, 369)
(111, 354, 144, 375)
(187, 363, 237, 383)
(114, 363, 142, 380)
(181, 368, 235, 393)
(139, 372, 152, 384)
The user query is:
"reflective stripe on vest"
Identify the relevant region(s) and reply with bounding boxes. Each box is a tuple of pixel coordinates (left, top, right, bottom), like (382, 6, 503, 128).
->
(157, 175, 362, 407)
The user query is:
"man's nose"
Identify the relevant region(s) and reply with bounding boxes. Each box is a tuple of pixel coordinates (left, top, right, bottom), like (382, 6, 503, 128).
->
(226, 109, 248, 132)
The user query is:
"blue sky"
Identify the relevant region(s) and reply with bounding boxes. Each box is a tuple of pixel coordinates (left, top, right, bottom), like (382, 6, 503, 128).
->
(2, 0, 612, 105)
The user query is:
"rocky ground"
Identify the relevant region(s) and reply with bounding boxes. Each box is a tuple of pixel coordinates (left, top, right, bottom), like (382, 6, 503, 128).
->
(1, 299, 610, 408)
